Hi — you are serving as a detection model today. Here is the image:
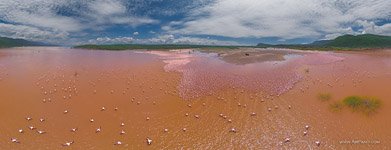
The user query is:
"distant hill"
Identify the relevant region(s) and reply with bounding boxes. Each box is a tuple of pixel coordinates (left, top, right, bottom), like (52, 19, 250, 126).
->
(74, 44, 241, 50)
(0, 37, 48, 48)
(257, 34, 391, 50)
(318, 34, 391, 48)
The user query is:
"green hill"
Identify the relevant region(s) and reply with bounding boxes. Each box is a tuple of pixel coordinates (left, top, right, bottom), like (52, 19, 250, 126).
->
(257, 34, 391, 50)
(322, 34, 391, 48)
(0, 37, 46, 48)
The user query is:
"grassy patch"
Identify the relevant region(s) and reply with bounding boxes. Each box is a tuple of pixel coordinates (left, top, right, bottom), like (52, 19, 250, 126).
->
(318, 93, 332, 101)
(342, 96, 381, 114)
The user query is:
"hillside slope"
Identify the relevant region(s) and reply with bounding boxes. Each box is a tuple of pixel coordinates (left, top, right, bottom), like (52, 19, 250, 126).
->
(257, 34, 391, 50)
(0, 37, 46, 48)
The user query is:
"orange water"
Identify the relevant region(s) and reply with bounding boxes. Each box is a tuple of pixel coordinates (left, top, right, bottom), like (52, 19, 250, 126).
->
(0, 47, 390, 149)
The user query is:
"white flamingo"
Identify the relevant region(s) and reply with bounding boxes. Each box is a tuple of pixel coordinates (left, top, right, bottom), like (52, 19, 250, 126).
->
(62, 141, 74, 146)
(315, 141, 320, 146)
(26, 117, 32, 121)
(114, 141, 122, 145)
(146, 137, 152, 145)
(120, 130, 125, 135)
(11, 138, 20, 143)
(37, 130, 46, 134)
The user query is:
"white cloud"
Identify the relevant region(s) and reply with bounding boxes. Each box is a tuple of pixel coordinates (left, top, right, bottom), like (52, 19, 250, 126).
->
(85, 0, 158, 27)
(87, 37, 134, 44)
(355, 20, 391, 36)
(167, 0, 391, 39)
(0, 0, 158, 43)
(88, 0, 126, 16)
(0, 23, 68, 43)
(85, 34, 241, 45)
(0, 0, 84, 32)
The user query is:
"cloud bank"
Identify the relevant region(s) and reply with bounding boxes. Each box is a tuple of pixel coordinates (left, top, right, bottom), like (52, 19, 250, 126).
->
(167, 0, 391, 40)
(0, 0, 390, 45)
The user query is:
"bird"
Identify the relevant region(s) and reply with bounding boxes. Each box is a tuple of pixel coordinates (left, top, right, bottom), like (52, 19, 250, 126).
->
(101, 107, 105, 111)
(18, 129, 24, 133)
(37, 130, 46, 134)
(284, 138, 290, 143)
(28, 126, 36, 130)
(146, 117, 150, 121)
(305, 125, 309, 130)
(182, 128, 187, 132)
(26, 117, 32, 121)
(315, 141, 321, 146)
(62, 141, 74, 147)
(251, 112, 256, 116)
(120, 130, 125, 135)
(114, 141, 122, 145)
(90, 118, 94, 123)
(39, 118, 45, 122)
(230, 128, 237, 133)
(146, 137, 152, 145)
(194, 115, 200, 119)
(11, 138, 20, 143)
(70, 128, 78, 132)
(95, 127, 101, 133)
(120, 122, 125, 126)
(164, 128, 168, 132)
(64, 110, 69, 114)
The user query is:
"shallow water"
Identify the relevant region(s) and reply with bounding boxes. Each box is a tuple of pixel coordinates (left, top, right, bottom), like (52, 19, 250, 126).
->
(0, 47, 390, 149)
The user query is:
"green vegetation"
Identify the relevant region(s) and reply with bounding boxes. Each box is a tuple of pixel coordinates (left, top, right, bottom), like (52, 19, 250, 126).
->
(326, 34, 391, 48)
(343, 96, 381, 114)
(0, 37, 46, 48)
(75, 44, 241, 51)
(318, 93, 332, 101)
(257, 34, 391, 50)
(324, 95, 381, 115)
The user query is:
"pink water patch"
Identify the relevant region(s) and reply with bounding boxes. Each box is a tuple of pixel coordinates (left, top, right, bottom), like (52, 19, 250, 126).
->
(147, 50, 345, 99)
(146, 50, 194, 71)
(293, 52, 345, 65)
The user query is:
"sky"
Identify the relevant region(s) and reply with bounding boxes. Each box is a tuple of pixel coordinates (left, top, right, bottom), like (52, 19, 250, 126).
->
(0, 0, 390, 46)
